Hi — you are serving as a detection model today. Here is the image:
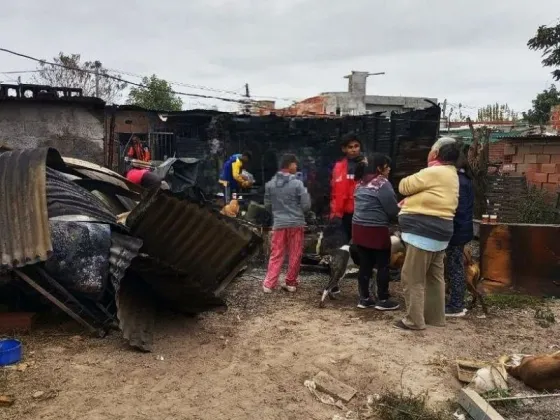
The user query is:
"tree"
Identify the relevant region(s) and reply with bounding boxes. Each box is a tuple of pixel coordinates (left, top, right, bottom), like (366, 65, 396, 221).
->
(33, 52, 126, 103)
(127, 75, 183, 111)
(467, 118, 491, 218)
(477, 103, 518, 122)
(522, 84, 560, 125)
(528, 20, 560, 81)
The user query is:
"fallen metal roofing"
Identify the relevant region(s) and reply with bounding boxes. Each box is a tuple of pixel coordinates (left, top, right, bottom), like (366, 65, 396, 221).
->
(0, 148, 69, 270)
(125, 189, 263, 310)
(63, 156, 143, 194)
(109, 232, 143, 285)
(46, 168, 118, 224)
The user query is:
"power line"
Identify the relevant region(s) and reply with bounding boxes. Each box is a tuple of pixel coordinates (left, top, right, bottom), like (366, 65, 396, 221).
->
(0, 47, 251, 105)
(103, 66, 245, 97)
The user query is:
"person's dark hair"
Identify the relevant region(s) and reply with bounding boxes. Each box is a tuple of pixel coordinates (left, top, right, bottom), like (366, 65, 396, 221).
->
(437, 142, 460, 164)
(280, 154, 298, 169)
(340, 132, 362, 148)
(354, 153, 392, 181)
(242, 151, 252, 160)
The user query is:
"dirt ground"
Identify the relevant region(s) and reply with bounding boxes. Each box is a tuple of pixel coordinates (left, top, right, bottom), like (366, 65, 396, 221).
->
(1, 269, 559, 420)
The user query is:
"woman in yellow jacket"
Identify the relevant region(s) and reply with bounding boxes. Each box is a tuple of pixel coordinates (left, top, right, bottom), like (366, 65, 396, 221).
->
(394, 137, 460, 331)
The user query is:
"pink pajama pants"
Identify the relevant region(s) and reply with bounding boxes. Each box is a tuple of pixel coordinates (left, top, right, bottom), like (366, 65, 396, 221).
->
(263, 227, 305, 288)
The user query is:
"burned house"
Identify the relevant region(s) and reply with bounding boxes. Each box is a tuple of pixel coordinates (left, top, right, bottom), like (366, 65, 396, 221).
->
(106, 105, 442, 218)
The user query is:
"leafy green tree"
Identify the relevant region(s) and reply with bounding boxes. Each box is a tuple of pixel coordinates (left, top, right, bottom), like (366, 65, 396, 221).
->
(127, 75, 182, 111)
(528, 20, 560, 81)
(33, 52, 126, 103)
(522, 84, 560, 125)
(477, 103, 518, 122)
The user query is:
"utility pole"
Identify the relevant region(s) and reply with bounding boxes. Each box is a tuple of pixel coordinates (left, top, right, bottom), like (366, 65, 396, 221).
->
(94, 61, 101, 98)
(244, 83, 251, 115)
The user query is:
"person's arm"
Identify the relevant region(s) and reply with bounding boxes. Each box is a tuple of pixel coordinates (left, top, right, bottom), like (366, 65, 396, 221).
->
(329, 162, 344, 219)
(378, 183, 400, 219)
(126, 146, 135, 158)
(144, 148, 151, 162)
(398, 168, 430, 196)
(264, 183, 272, 212)
(297, 181, 312, 213)
(231, 158, 245, 185)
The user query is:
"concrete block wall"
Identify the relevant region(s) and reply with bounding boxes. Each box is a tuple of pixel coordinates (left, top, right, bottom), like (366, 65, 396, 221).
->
(506, 141, 560, 195)
(0, 101, 105, 164)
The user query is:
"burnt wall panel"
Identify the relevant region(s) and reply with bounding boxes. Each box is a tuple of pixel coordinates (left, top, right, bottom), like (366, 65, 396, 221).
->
(130, 106, 440, 220)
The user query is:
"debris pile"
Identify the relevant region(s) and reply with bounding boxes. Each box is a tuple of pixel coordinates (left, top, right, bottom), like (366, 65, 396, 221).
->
(0, 146, 262, 351)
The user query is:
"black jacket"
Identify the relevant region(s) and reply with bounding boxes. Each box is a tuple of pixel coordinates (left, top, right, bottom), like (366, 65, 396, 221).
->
(449, 169, 474, 246)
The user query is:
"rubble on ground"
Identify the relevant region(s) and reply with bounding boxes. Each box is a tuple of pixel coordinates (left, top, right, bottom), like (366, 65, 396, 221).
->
(0, 146, 262, 351)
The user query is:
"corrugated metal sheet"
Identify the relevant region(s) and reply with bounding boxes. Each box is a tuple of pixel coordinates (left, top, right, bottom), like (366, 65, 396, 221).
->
(63, 156, 143, 193)
(0, 148, 64, 270)
(480, 223, 560, 296)
(46, 168, 118, 224)
(116, 274, 155, 352)
(125, 189, 262, 310)
(109, 232, 143, 284)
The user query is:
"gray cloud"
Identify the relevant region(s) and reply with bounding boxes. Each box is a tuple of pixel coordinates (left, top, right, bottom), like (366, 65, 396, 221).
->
(0, 0, 557, 113)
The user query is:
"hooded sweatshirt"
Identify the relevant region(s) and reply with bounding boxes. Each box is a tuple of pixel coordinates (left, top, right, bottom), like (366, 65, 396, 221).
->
(264, 171, 311, 229)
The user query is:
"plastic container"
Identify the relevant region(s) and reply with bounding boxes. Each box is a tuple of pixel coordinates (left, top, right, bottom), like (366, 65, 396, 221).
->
(0, 339, 22, 366)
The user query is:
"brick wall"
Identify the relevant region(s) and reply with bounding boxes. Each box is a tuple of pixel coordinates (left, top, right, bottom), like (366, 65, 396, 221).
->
(505, 140, 560, 195)
(489, 140, 506, 163)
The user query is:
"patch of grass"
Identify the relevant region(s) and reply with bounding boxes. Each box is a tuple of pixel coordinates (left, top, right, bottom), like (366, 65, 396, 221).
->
(535, 306, 556, 328)
(481, 388, 519, 409)
(485, 294, 544, 310)
(375, 390, 453, 420)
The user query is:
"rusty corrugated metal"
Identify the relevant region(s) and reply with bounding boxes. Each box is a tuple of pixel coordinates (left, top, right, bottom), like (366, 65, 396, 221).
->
(125, 189, 262, 309)
(0, 148, 67, 270)
(480, 223, 560, 296)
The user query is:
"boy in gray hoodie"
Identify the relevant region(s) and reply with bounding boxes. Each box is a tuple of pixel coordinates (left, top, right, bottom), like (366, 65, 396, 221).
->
(263, 154, 311, 293)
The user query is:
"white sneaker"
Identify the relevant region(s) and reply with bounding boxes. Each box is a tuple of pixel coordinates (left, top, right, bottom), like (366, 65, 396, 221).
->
(282, 285, 297, 293)
(263, 286, 273, 293)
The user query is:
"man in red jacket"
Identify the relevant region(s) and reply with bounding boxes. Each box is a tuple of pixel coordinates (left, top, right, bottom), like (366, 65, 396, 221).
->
(330, 133, 365, 241)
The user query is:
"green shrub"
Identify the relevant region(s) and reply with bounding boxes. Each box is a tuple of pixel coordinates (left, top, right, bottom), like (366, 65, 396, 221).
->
(515, 186, 559, 224)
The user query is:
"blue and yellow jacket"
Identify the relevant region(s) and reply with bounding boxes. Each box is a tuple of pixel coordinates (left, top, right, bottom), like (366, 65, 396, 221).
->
(219, 154, 245, 190)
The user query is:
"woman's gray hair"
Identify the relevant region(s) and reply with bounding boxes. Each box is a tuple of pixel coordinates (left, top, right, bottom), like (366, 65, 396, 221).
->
(431, 136, 457, 152)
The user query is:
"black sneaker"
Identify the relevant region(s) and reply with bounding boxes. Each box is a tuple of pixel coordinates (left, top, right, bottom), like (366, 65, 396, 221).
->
(375, 299, 400, 311)
(445, 307, 467, 317)
(357, 298, 376, 309)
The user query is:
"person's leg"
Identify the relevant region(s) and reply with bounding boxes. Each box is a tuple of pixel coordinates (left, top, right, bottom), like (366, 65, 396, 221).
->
(263, 229, 287, 291)
(425, 250, 446, 327)
(223, 184, 231, 204)
(374, 249, 400, 311)
(399, 245, 430, 330)
(341, 213, 353, 242)
(285, 227, 305, 289)
(445, 245, 466, 315)
(356, 245, 376, 307)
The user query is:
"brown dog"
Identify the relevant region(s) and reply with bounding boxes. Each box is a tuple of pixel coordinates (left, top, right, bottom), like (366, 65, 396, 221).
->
(507, 351, 560, 391)
(389, 240, 486, 314)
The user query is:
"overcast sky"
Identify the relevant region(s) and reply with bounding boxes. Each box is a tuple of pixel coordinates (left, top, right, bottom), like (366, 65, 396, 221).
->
(0, 0, 558, 115)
